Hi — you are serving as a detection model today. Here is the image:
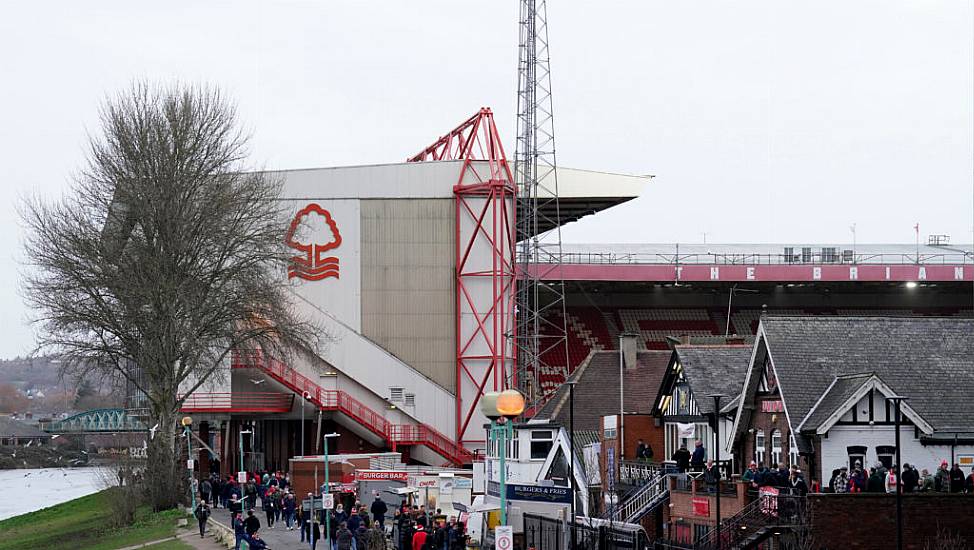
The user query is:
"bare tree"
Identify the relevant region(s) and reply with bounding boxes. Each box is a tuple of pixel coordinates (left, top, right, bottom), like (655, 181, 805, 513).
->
(21, 82, 318, 511)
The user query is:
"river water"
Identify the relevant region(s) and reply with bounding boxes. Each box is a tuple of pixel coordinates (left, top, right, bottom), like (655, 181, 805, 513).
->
(0, 467, 108, 520)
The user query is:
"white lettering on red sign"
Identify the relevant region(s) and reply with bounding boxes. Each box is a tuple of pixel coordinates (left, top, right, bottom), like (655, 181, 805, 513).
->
(761, 400, 784, 413)
(918, 267, 927, 280)
(746, 267, 755, 280)
(886, 267, 891, 280)
(955, 267, 964, 280)
(849, 267, 858, 280)
(711, 267, 719, 280)
(812, 267, 822, 280)
(356, 471, 409, 481)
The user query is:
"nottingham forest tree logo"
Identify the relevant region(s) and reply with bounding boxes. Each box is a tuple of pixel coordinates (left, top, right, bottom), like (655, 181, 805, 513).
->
(286, 203, 342, 281)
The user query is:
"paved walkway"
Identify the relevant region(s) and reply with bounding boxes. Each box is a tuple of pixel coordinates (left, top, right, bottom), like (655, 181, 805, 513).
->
(254, 523, 313, 549)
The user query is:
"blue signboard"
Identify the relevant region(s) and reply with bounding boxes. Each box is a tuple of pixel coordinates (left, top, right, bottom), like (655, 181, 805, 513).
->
(487, 482, 572, 504)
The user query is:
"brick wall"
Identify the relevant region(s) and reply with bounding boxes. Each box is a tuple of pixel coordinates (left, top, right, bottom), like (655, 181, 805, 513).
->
(808, 494, 974, 550)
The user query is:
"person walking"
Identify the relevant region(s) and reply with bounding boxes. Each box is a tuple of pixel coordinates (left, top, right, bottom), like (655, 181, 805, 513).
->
(284, 490, 296, 529)
(337, 521, 356, 550)
(371, 496, 388, 528)
(263, 486, 276, 528)
(201, 477, 213, 508)
(244, 509, 261, 538)
(194, 500, 211, 538)
(367, 522, 386, 550)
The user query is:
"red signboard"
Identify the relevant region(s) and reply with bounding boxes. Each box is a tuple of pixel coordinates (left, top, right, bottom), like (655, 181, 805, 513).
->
(355, 470, 409, 482)
(761, 400, 785, 413)
(692, 497, 710, 517)
(531, 263, 972, 283)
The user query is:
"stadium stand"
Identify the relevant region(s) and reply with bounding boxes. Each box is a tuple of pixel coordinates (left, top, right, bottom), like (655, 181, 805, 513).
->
(531, 305, 973, 393)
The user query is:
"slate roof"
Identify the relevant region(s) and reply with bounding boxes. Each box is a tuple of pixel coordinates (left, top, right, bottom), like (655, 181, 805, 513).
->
(0, 416, 52, 439)
(535, 350, 671, 431)
(759, 316, 974, 433)
(673, 345, 753, 415)
(797, 373, 874, 432)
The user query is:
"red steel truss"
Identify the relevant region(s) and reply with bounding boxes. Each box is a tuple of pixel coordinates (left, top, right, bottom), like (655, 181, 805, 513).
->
(231, 350, 472, 466)
(409, 108, 518, 448)
(179, 392, 295, 414)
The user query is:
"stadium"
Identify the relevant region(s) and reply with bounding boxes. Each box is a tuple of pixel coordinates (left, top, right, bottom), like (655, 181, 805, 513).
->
(172, 108, 973, 479)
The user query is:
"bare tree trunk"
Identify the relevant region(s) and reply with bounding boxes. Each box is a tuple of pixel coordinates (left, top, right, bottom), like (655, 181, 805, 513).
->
(146, 402, 181, 511)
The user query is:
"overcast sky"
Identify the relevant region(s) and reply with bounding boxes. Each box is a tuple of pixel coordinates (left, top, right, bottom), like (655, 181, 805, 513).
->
(1, 1, 972, 358)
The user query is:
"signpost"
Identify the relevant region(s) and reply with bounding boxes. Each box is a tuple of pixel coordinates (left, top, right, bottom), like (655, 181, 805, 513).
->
(495, 526, 513, 550)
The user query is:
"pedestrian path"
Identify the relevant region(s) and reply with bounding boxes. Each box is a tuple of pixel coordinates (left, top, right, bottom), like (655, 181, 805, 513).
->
(254, 523, 313, 549)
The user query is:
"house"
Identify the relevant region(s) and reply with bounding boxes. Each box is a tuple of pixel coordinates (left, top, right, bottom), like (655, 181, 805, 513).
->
(534, 337, 670, 509)
(0, 415, 53, 447)
(731, 316, 974, 483)
(652, 345, 752, 469)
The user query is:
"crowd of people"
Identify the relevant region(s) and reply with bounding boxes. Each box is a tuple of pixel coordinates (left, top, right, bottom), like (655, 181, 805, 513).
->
(823, 460, 974, 494)
(393, 504, 467, 550)
(190, 468, 470, 550)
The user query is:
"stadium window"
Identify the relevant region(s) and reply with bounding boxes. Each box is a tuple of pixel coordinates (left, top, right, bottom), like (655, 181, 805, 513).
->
(530, 430, 554, 460)
(770, 430, 782, 467)
(755, 429, 766, 465)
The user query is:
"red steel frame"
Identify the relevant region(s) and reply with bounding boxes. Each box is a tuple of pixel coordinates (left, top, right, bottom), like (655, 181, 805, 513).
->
(409, 108, 518, 448)
(179, 392, 295, 414)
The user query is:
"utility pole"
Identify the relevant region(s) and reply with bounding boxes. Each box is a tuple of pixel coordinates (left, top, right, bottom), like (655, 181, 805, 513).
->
(514, 0, 570, 406)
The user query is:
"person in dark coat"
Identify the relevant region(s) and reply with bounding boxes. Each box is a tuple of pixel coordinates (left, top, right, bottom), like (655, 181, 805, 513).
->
(232, 512, 247, 550)
(867, 468, 885, 493)
(371, 496, 389, 527)
(194, 500, 211, 538)
(690, 440, 706, 471)
(949, 463, 965, 493)
(337, 521, 356, 550)
(901, 463, 919, 493)
(703, 460, 721, 492)
(635, 439, 653, 462)
(671, 445, 691, 473)
(244, 509, 261, 537)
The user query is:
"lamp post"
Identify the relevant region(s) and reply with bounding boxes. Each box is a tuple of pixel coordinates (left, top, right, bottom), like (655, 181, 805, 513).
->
(708, 394, 725, 550)
(482, 389, 525, 526)
(568, 381, 576, 550)
(301, 391, 311, 457)
(182, 416, 195, 510)
(322, 432, 340, 550)
(886, 396, 908, 550)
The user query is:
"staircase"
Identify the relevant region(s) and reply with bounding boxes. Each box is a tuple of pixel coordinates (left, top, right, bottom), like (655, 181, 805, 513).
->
(606, 465, 669, 523)
(232, 350, 472, 466)
(693, 492, 805, 550)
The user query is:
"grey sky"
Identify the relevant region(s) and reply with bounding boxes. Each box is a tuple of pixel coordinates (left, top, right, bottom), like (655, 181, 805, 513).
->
(1, 1, 972, 358)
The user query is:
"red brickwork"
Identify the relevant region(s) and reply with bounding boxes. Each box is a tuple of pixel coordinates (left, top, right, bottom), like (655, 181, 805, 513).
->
(808, 494, 974, 549)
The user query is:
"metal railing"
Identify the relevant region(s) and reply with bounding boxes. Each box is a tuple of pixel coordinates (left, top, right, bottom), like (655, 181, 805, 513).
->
(179, 392, 295, 413)
(607, 469, 669, 523)
(693, 492, 805, 550)
(535, 251, 972, 266)
(618, 460, 664, 486)
(231, 349, 473, 465)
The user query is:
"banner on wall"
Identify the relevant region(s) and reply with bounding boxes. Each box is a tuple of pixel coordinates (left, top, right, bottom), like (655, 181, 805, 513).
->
(677, 423, 696, 439)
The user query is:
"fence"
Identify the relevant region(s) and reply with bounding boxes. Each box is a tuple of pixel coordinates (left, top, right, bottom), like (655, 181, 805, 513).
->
(524, 513, 649, 550)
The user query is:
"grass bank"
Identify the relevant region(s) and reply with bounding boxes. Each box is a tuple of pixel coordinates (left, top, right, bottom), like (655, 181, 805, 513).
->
(0, 488, 192, 550)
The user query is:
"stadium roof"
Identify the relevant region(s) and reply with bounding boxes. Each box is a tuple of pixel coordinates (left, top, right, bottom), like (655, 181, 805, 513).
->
(272, 162, 648, 235)
(558, 242, 973, 263)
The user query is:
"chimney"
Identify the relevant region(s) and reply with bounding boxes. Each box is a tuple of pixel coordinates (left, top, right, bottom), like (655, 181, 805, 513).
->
(620, 331, 639, 370)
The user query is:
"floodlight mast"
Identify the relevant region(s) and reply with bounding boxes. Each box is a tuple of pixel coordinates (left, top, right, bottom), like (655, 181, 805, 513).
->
(514, 0, 570, 409)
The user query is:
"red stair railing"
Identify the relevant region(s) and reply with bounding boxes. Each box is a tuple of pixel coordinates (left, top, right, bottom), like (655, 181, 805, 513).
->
(230, 349, 472, 465)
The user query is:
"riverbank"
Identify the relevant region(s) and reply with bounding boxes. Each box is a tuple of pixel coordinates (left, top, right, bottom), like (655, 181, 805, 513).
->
(0, 444, 89, 469)
(0, 467, 106, 520)
(0, 488, 195, 550)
